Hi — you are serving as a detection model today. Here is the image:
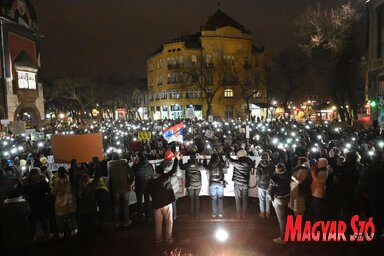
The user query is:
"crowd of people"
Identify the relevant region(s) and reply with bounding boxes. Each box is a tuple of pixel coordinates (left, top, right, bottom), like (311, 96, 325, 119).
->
(0, 117, 383, 254)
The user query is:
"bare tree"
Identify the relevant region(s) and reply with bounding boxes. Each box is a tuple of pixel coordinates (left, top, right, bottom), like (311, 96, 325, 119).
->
(297, 1, 363, 123)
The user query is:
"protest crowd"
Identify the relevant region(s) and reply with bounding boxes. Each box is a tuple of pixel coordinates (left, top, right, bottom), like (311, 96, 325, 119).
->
(0, 117, 383, 254)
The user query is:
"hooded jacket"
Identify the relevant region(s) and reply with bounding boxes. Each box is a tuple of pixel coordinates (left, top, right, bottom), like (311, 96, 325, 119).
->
(256, 160, 275, 189)
(20, 174, 50, 215)
(228, 156, 255, 185)
(149, 158, 179, 209)
(107, 158, 133, 193)
(132, 152, 154, 193)
(50, 173, 76, 216)
(179, 157, 203, 189)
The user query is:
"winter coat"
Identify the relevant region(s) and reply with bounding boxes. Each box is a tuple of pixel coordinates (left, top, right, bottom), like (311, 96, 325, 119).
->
(149, 159, 179, 209)
(20, 174, 50, 216)
(50, 174, 76, 216)
(311, 167, 328, 198)
(158, 159, 179, 199)
(288, 167, 308, 213)
(256, 160, 275, 189)
(0, 174, 18, 208)
(132, 162, 154, 194)
(228, 156, 255, 185)
(108, 159, 133, 194)
(268, 170, 291, 200)
(0, 197, 32, 250)
(179, 158, 203, 189)
(76, 168, 100, 215)
(206, 159, 226, 184)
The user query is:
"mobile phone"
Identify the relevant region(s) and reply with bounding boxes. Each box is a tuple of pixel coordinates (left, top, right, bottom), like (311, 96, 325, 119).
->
(7, 159, 12, 167)
(175, 146, 180, 152)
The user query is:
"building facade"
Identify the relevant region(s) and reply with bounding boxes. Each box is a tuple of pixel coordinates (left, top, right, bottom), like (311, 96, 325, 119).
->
(366, 0, 384, 126)
(147, 9, 267, 120)
(0, 0, 44, 129)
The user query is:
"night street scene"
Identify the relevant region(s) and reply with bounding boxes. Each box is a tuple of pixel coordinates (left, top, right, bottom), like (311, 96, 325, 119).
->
(0, 0, 384, 255)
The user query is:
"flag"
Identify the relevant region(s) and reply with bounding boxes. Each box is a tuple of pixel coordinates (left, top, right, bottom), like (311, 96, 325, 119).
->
(162, 122, 184, 143)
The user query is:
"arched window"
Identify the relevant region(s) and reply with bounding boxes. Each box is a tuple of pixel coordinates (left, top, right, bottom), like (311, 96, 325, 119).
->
(224, 89, 234, 98)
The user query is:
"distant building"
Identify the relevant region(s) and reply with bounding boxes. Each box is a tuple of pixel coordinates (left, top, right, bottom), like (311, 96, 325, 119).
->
(147, 8, 267, 120)
(367, 0, 384, 126)
(0, 0, 44, 129)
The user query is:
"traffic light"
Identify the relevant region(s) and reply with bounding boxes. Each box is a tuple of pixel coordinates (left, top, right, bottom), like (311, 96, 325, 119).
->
(370, 100, 377, 108)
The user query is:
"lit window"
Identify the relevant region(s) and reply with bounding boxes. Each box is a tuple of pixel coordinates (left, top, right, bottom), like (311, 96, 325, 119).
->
(17, 71, 36, 89)
(224, 89, 234, 98)
(191, 55, 197, 63)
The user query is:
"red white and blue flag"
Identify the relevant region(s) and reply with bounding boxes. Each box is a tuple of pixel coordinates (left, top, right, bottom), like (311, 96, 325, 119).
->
(162, 122, 184, 143)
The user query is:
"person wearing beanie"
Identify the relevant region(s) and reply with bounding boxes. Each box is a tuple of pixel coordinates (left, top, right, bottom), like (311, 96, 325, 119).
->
(148, 152, 179, 246)
(256, 152, 275, 219)
(226, 149, 255, 219)
(158, 149, 179, 220)
(288, 159, 310, 216)
(268, 163, 291, 245)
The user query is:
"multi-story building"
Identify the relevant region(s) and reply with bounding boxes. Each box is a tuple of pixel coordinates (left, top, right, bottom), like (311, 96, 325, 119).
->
(366, 0, 384, 126)
(0, 0, 44, 129)
(147, 9, 267, 120)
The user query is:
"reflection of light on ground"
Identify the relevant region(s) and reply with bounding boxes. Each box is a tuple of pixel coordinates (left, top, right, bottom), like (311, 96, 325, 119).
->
(215, 228, 229, 242)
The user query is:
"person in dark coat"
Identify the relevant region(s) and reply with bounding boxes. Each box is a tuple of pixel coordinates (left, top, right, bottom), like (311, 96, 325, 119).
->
(19, 167, 50, 239)
(0, 189, 31, 256)
(205, 153, 227, 218)
(256, 152, 275, 219)
(148, 152, 179, 246)
(179, 153, 203, 218)
(227, 149, 255, 219)
(76, 158, 100, 246)
(132, 151, 154, 222)
(158, 150, 179, 220)
(268, 163, 290, 245)
(0, 169, 19, 209)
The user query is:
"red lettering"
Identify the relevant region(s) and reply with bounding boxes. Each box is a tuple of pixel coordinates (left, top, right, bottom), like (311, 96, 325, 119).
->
(311, 221, 321, 241)
(302, 221, 311, 241)
(337, 221, 347, 242)
(284, 215, 302, 241)
(328, 221, 337, 241)
(321, 221, 330, 241)
(350, 215, 359, 241)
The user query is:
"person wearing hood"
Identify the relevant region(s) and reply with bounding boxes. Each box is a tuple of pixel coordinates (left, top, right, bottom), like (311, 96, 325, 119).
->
(158, 150, 179, 220)
(19, 167, 50, 239)
(268, 163, 291, 245)
(227, 149, 255, 219)
(50, 166, 78, 238)
(108, 153, 134, 227)
(149, 152, 179, 246)
(256, 152, 275, 219)
(179, 152, 203, 218)
(132, 151, 154, 223)
(288, 158, 310, 216)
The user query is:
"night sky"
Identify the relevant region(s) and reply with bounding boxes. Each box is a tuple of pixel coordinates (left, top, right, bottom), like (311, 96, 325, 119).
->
(30, 0, 348, 80)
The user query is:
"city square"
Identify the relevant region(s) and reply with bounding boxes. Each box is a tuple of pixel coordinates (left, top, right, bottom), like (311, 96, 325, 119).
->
(0, 0, 383, 255)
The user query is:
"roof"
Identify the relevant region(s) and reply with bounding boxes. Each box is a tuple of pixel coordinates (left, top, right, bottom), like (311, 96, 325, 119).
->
(202, 9, 249, 34)
(13, 50, 38, 71)
(148, 32, 201, 58)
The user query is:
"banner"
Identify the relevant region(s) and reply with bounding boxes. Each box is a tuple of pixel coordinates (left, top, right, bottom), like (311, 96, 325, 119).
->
(51, 133, 103, 163)
(162, 122, 184, 143)
(138, 131, 152, 141)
